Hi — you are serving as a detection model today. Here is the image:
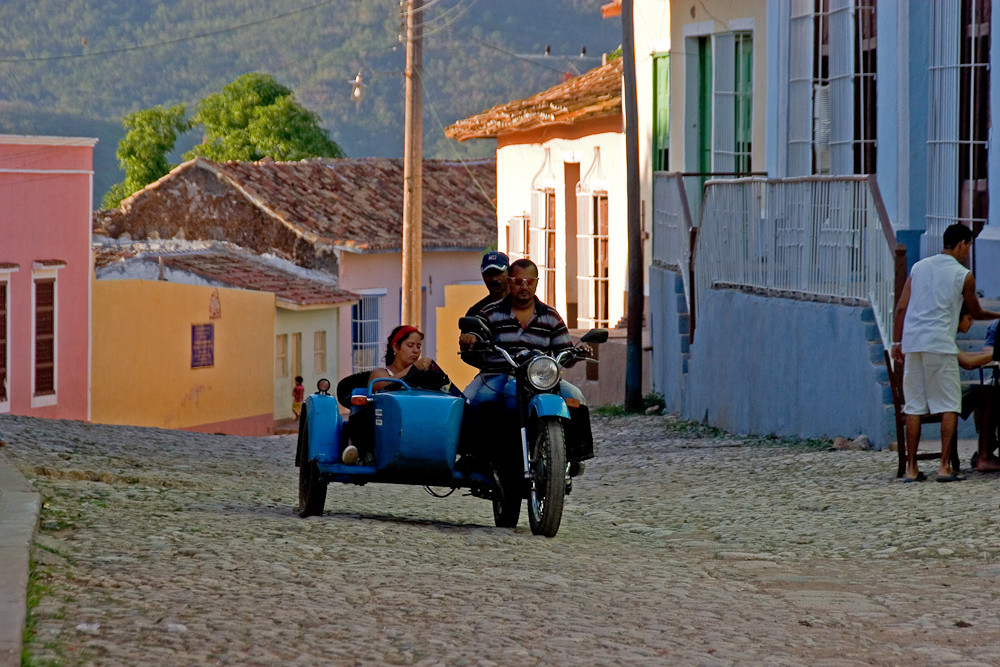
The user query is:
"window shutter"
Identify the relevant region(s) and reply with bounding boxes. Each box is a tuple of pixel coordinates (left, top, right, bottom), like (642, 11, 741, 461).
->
(926, 0, 961, 251)
(653, 54, 670, 170)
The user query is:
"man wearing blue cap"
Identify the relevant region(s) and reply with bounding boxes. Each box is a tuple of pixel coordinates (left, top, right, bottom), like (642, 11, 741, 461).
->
(466, 251, 510, 317)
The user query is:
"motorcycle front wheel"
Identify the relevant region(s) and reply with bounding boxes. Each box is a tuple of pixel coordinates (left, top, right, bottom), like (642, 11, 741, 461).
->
(527, 417, 567, 537)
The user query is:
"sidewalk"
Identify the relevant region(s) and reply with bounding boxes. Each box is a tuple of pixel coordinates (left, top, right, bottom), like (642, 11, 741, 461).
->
(0, 450, 40, 667)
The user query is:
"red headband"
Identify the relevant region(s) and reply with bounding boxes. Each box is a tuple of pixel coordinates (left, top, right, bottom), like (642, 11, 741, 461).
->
(391, 325, 420, 348)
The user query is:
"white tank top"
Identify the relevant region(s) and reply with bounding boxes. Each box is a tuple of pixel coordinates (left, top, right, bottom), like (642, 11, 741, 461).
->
(901, 253, 969, 354)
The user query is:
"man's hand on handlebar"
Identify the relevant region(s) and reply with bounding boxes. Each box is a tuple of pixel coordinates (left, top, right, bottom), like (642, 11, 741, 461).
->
(458, 333, 479, 351)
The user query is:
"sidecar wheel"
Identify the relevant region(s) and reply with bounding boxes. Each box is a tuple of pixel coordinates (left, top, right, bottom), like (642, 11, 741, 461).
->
(295, 406, 308, 467)
(298, 461, 327, 518)
(527, 417, 567, 537)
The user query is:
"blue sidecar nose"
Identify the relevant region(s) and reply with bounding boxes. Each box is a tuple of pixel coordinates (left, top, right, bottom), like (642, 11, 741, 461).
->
(373, 390, 465, 479)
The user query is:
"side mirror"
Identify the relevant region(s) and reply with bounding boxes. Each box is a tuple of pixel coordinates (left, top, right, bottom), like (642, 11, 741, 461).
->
(580, 328, 609, 345)
(316, 378, 331, 395)
(459, 315, 492, 341)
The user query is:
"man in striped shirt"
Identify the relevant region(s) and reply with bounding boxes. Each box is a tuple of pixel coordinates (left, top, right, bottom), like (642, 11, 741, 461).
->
(461, 258, 584, 403)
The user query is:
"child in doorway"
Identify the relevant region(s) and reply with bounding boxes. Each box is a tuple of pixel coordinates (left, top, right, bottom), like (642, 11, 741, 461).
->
(292, 376, 305, 420)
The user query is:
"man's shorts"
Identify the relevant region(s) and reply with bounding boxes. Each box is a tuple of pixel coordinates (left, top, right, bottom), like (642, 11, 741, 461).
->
(902, 351, 961, 415)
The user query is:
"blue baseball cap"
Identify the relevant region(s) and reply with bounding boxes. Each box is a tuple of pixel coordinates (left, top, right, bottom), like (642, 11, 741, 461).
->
(481, 251, 509, 273)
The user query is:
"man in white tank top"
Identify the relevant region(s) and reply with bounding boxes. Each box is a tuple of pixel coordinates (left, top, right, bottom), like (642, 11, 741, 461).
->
(892, 223, 1000, 482)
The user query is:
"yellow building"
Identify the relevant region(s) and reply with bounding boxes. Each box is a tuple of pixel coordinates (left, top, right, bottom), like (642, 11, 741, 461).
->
(92, 279, 275, 434)
(93, 242, 357, 434)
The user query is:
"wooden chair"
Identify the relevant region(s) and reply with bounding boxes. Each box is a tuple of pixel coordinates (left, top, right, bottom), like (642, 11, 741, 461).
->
(884, 350, 960, 477)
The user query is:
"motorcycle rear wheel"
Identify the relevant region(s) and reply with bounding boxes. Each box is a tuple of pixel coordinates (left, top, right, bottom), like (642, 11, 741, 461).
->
(527, 417, 567, 537)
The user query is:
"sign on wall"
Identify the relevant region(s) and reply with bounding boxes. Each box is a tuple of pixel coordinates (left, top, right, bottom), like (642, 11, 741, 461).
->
(191, 323, 214, 368)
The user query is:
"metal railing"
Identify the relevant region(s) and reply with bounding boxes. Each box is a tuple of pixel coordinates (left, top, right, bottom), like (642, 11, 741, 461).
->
(693, 175, 899, 349)
(651, 173, 695, 315)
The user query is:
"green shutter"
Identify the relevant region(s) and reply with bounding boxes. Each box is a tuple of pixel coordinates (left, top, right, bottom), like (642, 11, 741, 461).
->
(653, 53, 670, 171)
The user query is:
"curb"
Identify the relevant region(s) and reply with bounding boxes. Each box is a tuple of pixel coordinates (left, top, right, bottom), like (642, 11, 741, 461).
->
(0, 452, 40, 667)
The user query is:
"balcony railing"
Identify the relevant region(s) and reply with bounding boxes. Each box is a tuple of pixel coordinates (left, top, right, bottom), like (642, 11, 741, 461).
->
(692, 175, 900, 349)
(651, 173, 695, 316)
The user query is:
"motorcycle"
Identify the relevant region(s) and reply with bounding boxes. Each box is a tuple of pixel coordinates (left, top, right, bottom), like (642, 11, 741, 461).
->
(458, 316, 608, 536)
(293, 318, 607, 537)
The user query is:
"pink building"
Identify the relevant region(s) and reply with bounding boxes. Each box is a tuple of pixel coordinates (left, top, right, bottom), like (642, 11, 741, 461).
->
(0, 135, 96, 420)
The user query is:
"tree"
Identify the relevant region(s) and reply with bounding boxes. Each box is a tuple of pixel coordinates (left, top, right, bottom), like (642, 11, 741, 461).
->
(101, 104, 189, 209)
(102, 73, 343, 208)
(185, 72, 344, 162)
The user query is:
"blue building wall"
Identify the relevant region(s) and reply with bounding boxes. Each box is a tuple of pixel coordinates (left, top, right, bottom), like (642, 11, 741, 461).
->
(681, 289, 892, 448)
(649, 265, 688, 414)
(875, 2, 930, 271)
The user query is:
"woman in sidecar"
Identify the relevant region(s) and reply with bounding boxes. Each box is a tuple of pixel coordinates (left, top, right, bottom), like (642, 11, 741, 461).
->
(340, 325, 460, 465)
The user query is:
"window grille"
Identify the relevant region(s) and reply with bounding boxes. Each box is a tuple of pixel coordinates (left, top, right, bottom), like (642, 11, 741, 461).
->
(576, 147, 611, 328)
(530, 148, 558, 305)
(351, 293, 382, 373)
(788, 0, 816, 175)
(713, 31, 754, 174)
(926, 0, 989, 253)
(788, 0, 877, 176)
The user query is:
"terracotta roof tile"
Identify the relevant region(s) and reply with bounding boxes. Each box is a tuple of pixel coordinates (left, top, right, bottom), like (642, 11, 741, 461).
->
(445, 58, 623, 141)
(94, 241, 357, 307)
(97, 157, 498, 253)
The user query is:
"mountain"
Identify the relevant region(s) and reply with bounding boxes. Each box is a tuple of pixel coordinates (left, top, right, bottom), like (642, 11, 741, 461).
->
(0, 0, 620, 203)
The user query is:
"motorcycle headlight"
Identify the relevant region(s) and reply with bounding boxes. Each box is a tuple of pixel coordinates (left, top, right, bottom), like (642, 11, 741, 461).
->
(526, 356, 560, 391)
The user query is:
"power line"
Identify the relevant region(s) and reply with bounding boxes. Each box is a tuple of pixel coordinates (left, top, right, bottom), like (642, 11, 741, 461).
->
(0, 0, 339, 64)
(418, 0, 480, 38)
(441, 26, 571, 76)
(415, 67, 496, 211)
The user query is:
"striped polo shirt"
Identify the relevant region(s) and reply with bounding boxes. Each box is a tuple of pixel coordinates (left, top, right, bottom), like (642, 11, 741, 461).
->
(480, 295, 573, 354)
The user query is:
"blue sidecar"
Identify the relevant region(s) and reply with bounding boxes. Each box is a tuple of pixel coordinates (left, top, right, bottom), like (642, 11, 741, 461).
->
(295, 377, 496, 518)
(295, 325, 605, 537)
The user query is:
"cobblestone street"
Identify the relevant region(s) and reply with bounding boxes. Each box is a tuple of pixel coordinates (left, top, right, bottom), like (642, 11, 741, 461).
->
(3, 412, 1000, 666)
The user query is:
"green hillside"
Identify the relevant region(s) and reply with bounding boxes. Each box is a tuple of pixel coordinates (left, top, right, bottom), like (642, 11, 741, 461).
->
(0, 0, 619, 203)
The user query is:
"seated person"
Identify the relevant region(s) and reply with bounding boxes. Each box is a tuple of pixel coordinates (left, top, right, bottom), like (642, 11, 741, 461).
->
(342, 325, 456, 465)
(957, 306, 996, 370)
(369, 325, 453, 393)
(958, 309, 1000, 472)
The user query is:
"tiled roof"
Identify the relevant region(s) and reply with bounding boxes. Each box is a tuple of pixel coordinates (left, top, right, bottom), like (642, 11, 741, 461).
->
(445, 58, 623, 141)
(97, 157, 498, 253)
(94, 241, 357, 308)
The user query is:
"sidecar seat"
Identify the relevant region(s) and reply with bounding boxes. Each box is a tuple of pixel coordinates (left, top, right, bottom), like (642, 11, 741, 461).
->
(336, 371, 376, 464)
(336, 371, 371, 409)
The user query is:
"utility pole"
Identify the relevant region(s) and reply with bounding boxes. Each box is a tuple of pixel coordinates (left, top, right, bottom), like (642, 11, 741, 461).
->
(401, 0, 424, 328)
(621, 0, 644, 412)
